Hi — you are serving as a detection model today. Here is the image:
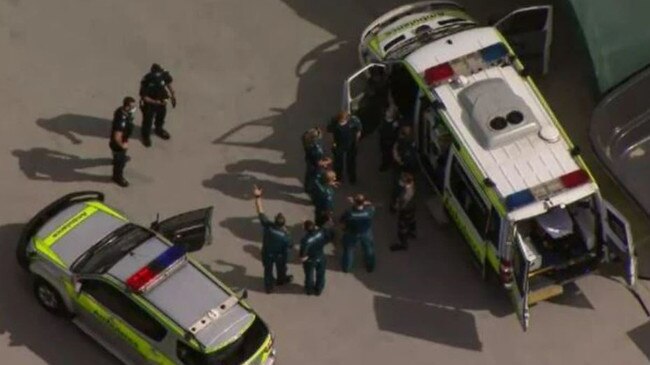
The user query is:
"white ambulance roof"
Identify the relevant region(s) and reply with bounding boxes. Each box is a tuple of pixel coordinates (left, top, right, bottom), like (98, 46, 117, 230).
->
(404, 27, 597, 219)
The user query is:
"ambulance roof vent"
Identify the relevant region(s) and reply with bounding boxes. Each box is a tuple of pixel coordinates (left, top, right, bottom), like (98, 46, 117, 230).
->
(459, 78, 540, 150)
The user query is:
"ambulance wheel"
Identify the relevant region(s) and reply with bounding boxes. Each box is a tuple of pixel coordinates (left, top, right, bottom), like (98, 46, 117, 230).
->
(33, 277, 71, 318)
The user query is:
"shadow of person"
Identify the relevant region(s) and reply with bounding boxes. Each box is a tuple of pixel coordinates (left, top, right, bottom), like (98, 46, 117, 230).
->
(628, 320, 650, 362)
(203, 259, 303, 295)
(203, 173, 311, 205)
(36, 114, 141, 145)
(12, 148, 112, 183)
(0, 223, 116, 364)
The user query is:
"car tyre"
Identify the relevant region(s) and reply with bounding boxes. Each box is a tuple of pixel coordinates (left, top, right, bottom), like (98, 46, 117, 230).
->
(33, 277, 71, 318)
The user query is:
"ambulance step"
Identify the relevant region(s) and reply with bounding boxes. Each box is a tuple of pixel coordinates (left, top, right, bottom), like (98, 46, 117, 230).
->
(426, 196, 449, 225)
(529, 283, 564, 305)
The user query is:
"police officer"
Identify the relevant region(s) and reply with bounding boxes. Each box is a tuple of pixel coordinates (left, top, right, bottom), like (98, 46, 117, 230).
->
(139, 63, 176, 147)
(391, 172, 416, 251)
(378, 106, 400, 172)
(358, 67, 390, 137)
(302, 127, 325, 193)
(391, 126, 418, 211)
(252, 185, 293, 293)
(312, 170, 338, 226)
(327, 111, 362, 184)
(300, 219, 335, 296)
(110, 96, 137, 187)
(339, 194, 376, 273)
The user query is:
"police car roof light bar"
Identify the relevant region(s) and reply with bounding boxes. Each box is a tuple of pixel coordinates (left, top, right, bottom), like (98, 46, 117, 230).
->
(505, 189, 536, 211)
(559, 169, 590, 188)
(480, 43, 508, 63)
(424, 62, 455, 86)
(126, 245, 187, 293)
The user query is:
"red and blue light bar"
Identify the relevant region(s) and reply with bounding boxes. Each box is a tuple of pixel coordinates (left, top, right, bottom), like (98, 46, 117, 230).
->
(126, 245, 187, 293)
(423, 42, 510, 86)
(505, 169, 591, 211)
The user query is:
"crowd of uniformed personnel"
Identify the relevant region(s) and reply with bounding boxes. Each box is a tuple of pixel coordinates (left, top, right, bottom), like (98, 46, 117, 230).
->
(251, 77, 420, 295)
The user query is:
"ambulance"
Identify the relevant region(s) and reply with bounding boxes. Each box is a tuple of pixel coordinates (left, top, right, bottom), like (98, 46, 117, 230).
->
(345, 1, 638, 330)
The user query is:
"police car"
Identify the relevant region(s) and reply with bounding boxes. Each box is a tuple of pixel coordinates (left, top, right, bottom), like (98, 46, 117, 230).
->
(347, 1, 637, 330)
(17, 191, 275, 364)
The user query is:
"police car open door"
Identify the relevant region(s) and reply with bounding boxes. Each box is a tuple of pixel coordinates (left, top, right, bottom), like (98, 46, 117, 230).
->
(601, 200, 637, 287)
(152, 207, 213, 253)
(342, 63, 386, 113)
(494, 5, 553, 75)
(510, 230, 531, 331)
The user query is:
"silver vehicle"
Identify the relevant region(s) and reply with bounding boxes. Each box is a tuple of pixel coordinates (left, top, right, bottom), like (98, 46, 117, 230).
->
(17, 191, 276, 365)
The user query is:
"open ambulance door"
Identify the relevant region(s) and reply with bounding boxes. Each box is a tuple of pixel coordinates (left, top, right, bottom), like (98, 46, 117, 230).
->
(510, 230, 531, 331)
(494, 5, 553, 75)
(151, 207, 214, 253)
(342, 63, 386, 114)
(601, 200, 637, 287)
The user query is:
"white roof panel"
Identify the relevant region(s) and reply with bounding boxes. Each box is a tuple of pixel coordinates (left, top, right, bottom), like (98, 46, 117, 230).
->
(405, 26, 596, 201)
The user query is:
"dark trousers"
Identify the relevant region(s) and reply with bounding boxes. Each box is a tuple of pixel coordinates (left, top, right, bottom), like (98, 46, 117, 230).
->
(110, 144, 128, 179)
(341, 233, 375, 273)
(379, 140, 394, 169)
(397, 207, 416, 248)
(262, 253, 289, 290)
(303, 258, 326, 294)
(333, 146, 357, 183)
(141, 103, 167, 138)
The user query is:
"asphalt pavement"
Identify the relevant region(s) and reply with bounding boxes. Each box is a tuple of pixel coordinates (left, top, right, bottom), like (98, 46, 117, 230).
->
(0, 0, 648, 364)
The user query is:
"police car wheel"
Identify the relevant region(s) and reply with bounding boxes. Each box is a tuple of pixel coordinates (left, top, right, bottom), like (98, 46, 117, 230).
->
(33, 278, 70, 317)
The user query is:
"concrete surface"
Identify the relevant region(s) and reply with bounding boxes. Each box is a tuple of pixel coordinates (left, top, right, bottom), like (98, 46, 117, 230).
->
(0, 0, 648, 364)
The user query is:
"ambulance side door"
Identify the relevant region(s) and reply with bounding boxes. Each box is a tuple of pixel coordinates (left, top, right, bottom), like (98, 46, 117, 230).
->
(342, 63, 387, 114)
(509, 230, 532, 331)
(152, 207, 214, 253)
(601, 200, 637, 287)
(494, 5, 553, 75)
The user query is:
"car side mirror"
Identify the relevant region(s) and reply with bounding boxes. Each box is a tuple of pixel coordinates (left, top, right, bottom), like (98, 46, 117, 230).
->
(237, 289, 248, 300)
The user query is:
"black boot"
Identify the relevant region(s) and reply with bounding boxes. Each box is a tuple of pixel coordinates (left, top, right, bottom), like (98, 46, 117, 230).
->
(276, 275, 293, 286)
(113, 175, 129, 187)
(155, 128, 171, 140)
(141, 135, 152, 147)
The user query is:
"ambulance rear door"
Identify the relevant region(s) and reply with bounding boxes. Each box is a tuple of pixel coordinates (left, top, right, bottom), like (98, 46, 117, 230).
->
(509, 230, 532, 331)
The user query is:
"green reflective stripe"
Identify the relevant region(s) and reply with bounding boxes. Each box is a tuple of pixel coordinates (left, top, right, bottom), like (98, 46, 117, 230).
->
(76, 291, 175, 365)
(86, 201, 127, 221)
(443, 192, 486, 260)
(35, 205, 98, 267)
(485, 243, 499, 273)
(377, 10, 472, 42)
(243, 334, 273, 365)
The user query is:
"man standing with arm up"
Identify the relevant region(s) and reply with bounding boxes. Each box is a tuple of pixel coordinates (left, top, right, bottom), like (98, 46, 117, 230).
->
(252, 185, 293, 293)
(110, 96, 137, 187)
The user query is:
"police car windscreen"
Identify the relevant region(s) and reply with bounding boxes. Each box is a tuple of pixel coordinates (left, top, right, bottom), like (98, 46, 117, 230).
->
(72, 224, 153, 274)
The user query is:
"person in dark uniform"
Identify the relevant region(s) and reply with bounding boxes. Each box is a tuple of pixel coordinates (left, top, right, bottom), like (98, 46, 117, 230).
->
(391, 126, 418, 211)
(139, 63, 176, 147)
(300, 219, 335, 296)
(339, 194, 376, 273)
(358, 67, 390, 137)
(378, 106, 401, 171)
(327, 111, 362, 184)
(110, 96, 137, 187)
(302, 127, 325, 192)
(312, 170, 338, 226)
(391, 172, 416, 251)
(306, 157, 332, 203)
(252, 185, 293, 293)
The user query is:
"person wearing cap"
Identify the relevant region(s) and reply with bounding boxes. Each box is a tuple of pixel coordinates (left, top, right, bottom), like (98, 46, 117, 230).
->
(391, 172, 416, 251)
(302, 127, 325, 193)
(299, 219, 335, 296)
(312, 170, 338, 226)
(327, 111, 363, 184)
(378, 106, 401, 172)
(252, 185, 293, 293)
(139, 63, 176, 147)
(339, 194, 376, 273)
(109, 96, 137, 187)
